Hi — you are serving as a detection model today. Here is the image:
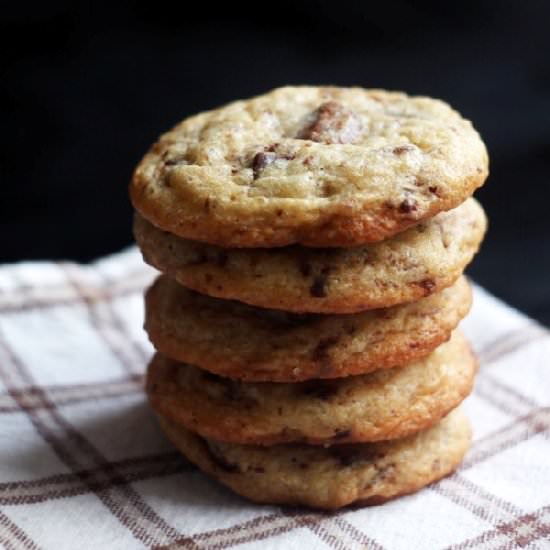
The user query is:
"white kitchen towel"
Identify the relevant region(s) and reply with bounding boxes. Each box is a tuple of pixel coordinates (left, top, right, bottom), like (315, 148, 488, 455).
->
(0, 247, 548, 550)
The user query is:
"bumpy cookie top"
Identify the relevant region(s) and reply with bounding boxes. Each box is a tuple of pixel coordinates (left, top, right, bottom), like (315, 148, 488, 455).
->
(130, 86, 488, 247)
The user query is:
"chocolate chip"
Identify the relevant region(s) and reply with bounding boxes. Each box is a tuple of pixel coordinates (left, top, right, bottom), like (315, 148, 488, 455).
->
(298, 101, 362, 144)
(252, 466, 265, 474)
(329, 445, 362, 467)
(393, 145, 413, 155)
(204, 198, 210, 211)
(332, 429, 352, 440)
(204, 442, 240, 473)
(300, 380, 338, 400)
(252, 151, 277, 179)
(310, 276, 327, 297)
(417, 278, 436, 295)
(428, 186, 442, 197)
(311, 336, 338, 363)
(398, 197, 418, 214)
(309, 265, 331, 298)
(252, 148, 295, 179)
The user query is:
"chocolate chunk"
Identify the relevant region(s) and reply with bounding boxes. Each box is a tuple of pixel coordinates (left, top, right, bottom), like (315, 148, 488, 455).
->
(298, 101, 362, 144)
(252, 466, 265, 474)
(332, 429, 352, 440)
(300, 380, 338, 400)
(428, 186, 442, 197)
(417, 278, 436, 295)
(393, 145, 413, 155)
(398, 197, 418, 214)
(252, 151, 277, 179)
(311, 336, 338, 363)
(310, 276, 327, 297)
(329, 445, 363, 467)
(205, 442, 240, 473)
(252, 147, 295, 179)
(309, 267, 330, 298)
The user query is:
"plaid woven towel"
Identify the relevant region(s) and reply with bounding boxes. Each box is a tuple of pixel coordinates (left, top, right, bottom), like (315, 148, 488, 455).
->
(0, 248, 549, 550)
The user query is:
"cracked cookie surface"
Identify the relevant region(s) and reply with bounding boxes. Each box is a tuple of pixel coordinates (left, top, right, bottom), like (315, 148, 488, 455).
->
(130, 86, 488, 247)
(135, 198, 486, 313)
(145, 275, 471, 381)
(146, 331, 475, 445)
(157, 407, 471, 510)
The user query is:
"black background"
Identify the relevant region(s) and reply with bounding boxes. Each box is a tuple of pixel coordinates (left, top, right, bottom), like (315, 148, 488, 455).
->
(2, 1, 549, 324)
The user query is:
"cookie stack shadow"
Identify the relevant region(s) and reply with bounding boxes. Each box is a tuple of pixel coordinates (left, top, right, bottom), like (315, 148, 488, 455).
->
(130, 87, 488, 510)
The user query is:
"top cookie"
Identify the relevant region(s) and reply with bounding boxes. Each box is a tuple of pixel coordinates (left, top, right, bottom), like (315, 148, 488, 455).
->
(130, 86, 488, 247)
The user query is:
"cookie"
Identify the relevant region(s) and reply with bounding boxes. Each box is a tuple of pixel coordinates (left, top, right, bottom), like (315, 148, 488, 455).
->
(157, 406, 470, 510)
(130, 86, 488, 248)
(135, 198, 486, 314)
(146, 331, 475, 445)
(145, 275, 471, 382)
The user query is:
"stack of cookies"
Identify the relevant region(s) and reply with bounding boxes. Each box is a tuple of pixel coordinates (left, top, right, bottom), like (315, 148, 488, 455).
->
(130, 86, 488, 510)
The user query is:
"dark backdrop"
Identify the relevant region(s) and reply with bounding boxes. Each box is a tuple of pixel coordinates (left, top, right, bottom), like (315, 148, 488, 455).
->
(2, 1, 549, 325)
